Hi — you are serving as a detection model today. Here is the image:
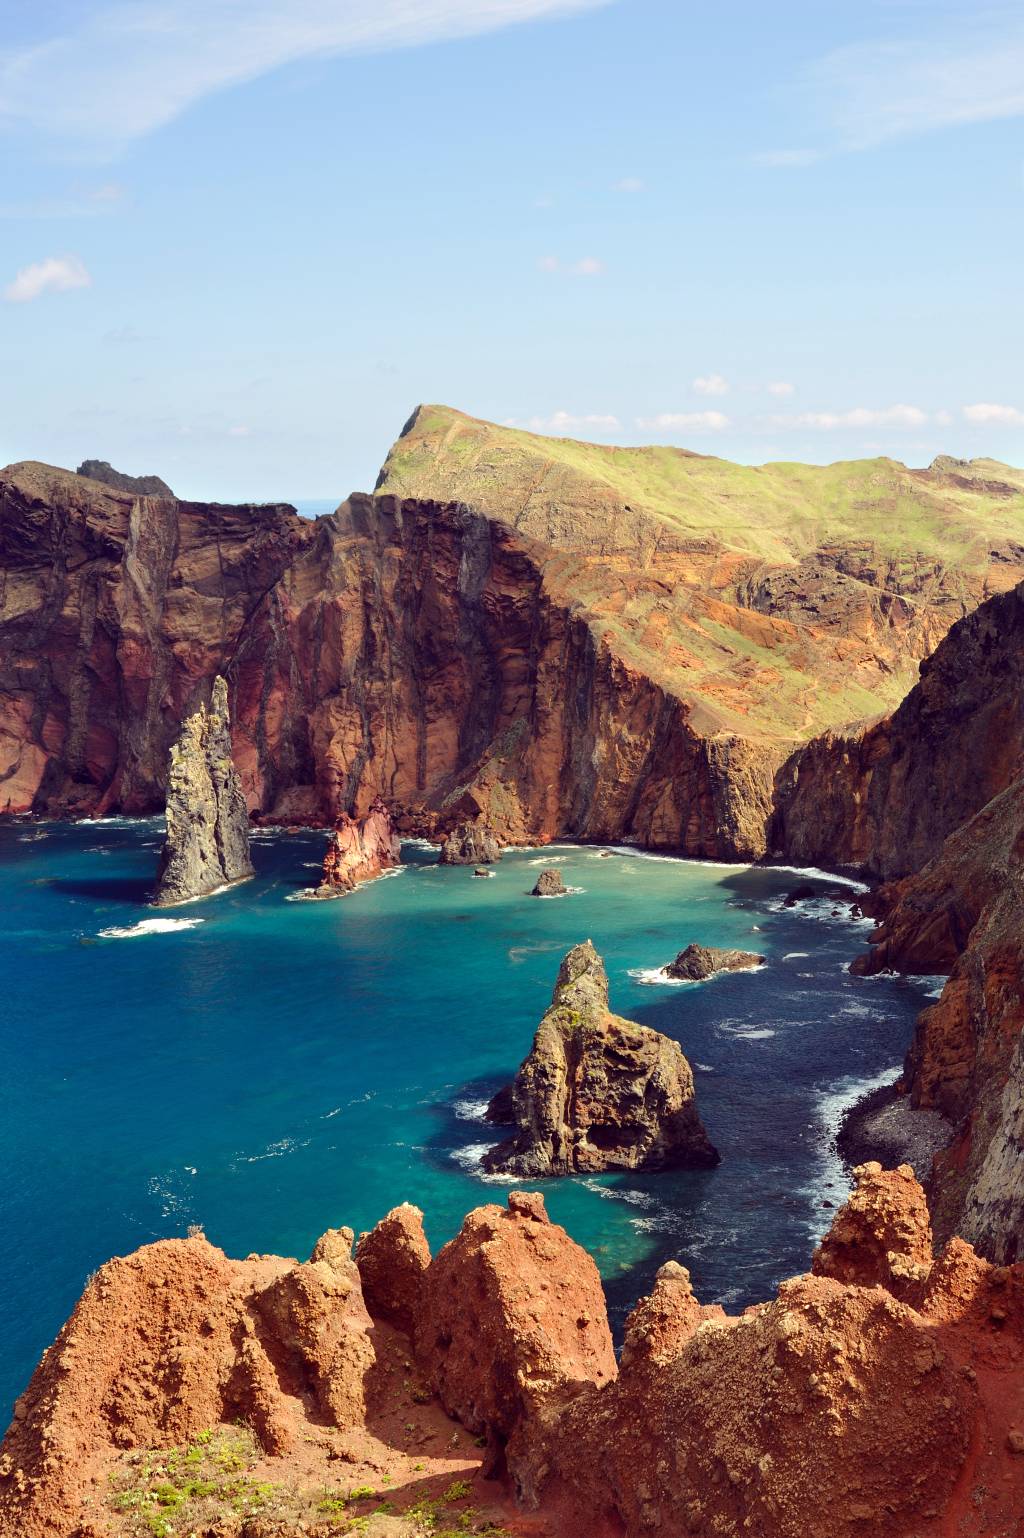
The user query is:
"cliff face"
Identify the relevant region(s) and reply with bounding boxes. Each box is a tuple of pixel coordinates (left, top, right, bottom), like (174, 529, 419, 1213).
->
(5, 1176, 1024, 1538)
(482, 942, 718, 1175)
(6, 421, 1024, 862)
(153, 675, 254, 905)
(771, 582, 1024, 879)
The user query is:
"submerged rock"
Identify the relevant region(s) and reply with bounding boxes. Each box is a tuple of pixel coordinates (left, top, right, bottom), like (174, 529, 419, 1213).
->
(439, 821, 502, 865)
(482, 941, 718, 1176)
(531, 868, 567, 896)
(665, 942, 765, 980)
(153, 676, 254, 907)
(315, 797, 401, 896)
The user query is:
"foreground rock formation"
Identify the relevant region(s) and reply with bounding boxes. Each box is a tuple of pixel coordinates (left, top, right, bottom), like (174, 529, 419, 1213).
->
(482, 941, 718, 1175)
(4, 1170, 1024, 1538)
(665, 942, 765, 980)
(76, 458, 175, 498)
(438, 820, 502, 864)
(315, 796, 401, 896)
(152, 676, 254, 906)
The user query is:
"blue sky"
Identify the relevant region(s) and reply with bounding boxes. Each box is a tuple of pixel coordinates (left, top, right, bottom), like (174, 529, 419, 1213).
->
(1, 0, 1022, 500)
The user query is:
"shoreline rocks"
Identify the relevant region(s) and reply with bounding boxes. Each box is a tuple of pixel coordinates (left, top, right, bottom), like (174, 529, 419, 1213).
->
(664, 942, 765, 980)
(531, 868, 567, 897)
(315, 797, 401, 897)
(438, 821, 502, 865)
(152, 677, 254, 907)
(482, 941, 719, 1176)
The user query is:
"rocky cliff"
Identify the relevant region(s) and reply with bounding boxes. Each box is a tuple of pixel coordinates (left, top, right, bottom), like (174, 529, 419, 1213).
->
(76, 459, 176, 499)
(5, 416, 1024, 862)
(482, 941, 718, 1175)
(153, 675, 254, 905)
(4, 1173, 1024, 1538)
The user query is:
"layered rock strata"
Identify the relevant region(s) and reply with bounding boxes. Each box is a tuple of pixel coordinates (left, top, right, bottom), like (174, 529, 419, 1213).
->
(152, 675, 254, 905)
(438, 820, 502, 864)
(6, 1174, 1024, 1538)
(315, 796, 401, 895)
(482, 941, 718, 1175)
(665, 942, 765, 980)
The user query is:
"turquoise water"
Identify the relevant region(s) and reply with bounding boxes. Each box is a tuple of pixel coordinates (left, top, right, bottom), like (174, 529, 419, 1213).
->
(0, 822, 938, 1421)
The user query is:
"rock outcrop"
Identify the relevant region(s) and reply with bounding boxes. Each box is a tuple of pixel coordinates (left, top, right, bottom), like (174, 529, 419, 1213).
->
(6, 1176, 1024, 1538)
(152, 676, 254, 906)
(531, 868, 567, 896)
(415, 1191, 616, 1476)
(316, 796, 401, 895)
(76, 459, 175, 498)
(665, 942, 765, 980)
(438, 820, 502, 864)
(354, 1203, 431, 1336)
(482, 942, 718, 1175)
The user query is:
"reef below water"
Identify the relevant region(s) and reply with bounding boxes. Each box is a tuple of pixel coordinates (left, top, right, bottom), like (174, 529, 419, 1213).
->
(0, 820, 940, 1420)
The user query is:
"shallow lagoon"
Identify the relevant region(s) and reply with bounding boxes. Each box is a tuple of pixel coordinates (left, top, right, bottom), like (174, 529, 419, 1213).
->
(0, 822, 938, 1418)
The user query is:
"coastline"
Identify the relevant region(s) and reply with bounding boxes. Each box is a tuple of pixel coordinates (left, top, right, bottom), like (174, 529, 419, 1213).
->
(836, 1078, 952, 1185)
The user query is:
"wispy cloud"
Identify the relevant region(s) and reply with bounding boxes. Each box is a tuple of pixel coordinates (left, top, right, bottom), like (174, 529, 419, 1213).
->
(771, 404, 928, 430)
(0, 183, 127, 220)
(504, 410, 621, 434)
(752, 149, 823, 169)
(636, 411, 730, 433)
(0, 0, 611, 148)
(692, 373, 729, 397)
(613, 176, 644, 192)
(766, 381, 795, 397)
(538, 255, 605, 276)
(4, 254, 91, 303)
(963, 402, 1024, 426)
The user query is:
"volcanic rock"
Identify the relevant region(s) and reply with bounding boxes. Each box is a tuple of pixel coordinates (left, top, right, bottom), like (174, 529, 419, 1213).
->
(473, 866, 493, 878)
(415, 1190, 616, 1475)
(152, 676, 254, 906)
(665, 942, 765, 980)
(355, 1204, 431, 1336)
(76, 458, 175, 498)
(0, 1228, 376, 1537)
(812, 1161, 933, 1299)
(482, 941, 718, 1176)
(316, 797, 401, 895)
(531, 868, 567, 896)
(438, 821, 502, 864)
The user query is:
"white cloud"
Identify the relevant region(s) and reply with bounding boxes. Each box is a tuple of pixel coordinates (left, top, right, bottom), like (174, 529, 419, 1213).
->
(766, 380, 795, 397)
(636, 411, 731, 433)
(538, 255, 605, 276)
(506, 410, 621, 435)
(935, 408, 954, 427)
(613, 177, 644, 192)
(228, 425, 252, 437)
(813, 16, 1024, 150)
(774, 404, 928, 430)
(692, 374, 729, 397)
(0, 1, 610, 147)
(963, 402, 1024, 426)
(4, 254, 91, 303)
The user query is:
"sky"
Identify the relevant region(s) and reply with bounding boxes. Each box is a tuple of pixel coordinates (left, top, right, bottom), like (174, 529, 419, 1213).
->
(1, 0, 1022, 501)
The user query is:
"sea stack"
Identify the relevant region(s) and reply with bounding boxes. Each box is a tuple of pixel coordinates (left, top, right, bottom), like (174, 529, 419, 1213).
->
(483, 941, 718, 1176)
(153, 677, 254, 907)
(532, 868, 567, 896)
(316, 796, 401, 895)
(665, 943, 765, 980)
(439, 820, 502, 865)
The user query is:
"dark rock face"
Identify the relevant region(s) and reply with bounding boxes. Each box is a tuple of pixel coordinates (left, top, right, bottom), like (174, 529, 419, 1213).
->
(438, 821, 502, 864)
(771, 581, 1024, 880)
(665, 943, 765, 980)
(153, 677, 254, 906)
(531, 868, 567, 896)
(76, 459, 175, 499)
(482, 941, 718, 1176)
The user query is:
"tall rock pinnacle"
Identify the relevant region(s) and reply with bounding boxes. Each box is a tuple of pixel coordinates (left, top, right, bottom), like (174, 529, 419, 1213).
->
(153, 676, 254, 906)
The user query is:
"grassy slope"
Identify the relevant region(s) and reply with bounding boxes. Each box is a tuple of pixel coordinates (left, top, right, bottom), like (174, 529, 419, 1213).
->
(379, 405, 1024, 567)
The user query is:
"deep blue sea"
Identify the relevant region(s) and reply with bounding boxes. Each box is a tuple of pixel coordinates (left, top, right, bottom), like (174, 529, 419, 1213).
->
(0, 822, 940, 1422)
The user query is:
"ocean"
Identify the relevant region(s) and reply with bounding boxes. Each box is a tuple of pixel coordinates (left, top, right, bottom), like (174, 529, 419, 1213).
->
(0, 822, 938, 1420)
